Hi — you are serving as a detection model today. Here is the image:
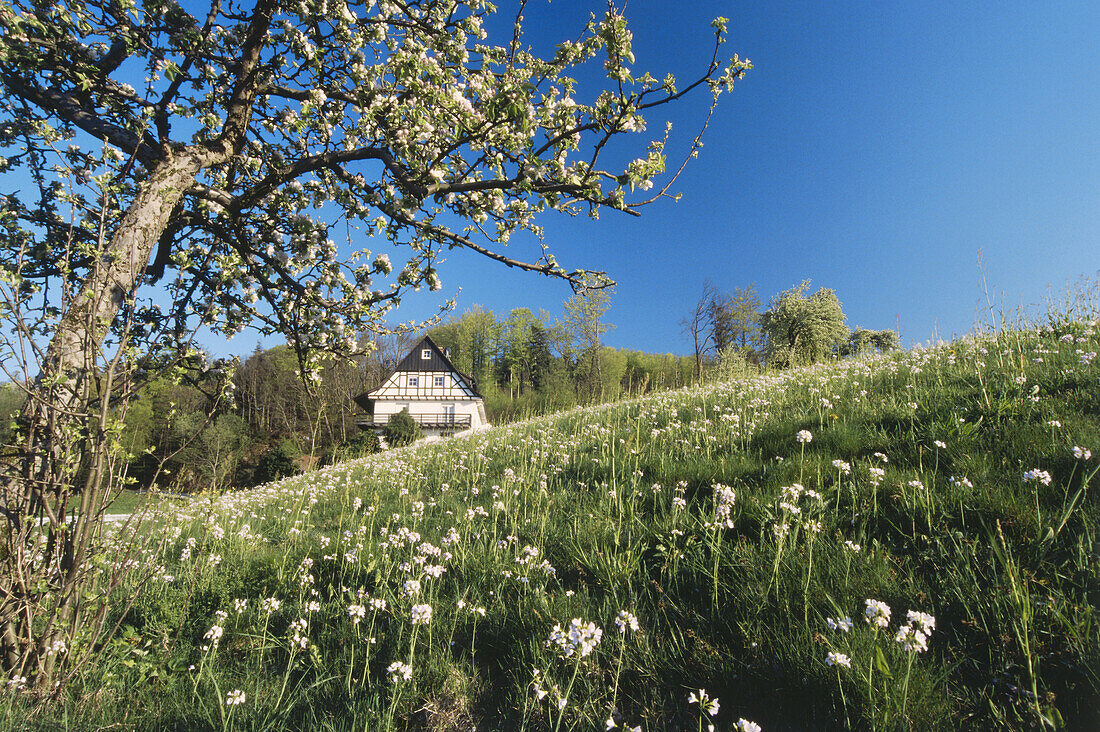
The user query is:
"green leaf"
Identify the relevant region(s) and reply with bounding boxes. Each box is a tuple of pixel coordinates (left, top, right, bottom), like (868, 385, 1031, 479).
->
(874, 646, 893, 678)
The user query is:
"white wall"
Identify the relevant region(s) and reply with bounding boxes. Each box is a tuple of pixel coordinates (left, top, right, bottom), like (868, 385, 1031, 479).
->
(373, 398, 486, 430)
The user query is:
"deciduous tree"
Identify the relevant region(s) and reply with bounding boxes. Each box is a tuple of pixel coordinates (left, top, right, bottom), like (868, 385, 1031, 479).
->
(562, 282, 614, 399)
(722, 282, 763, 356)
(497, 307, 538, 397)
(761, 280, 849, 368)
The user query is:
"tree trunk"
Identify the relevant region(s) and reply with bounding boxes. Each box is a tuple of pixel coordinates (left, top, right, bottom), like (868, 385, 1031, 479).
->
(26, 147, 212, 474)
(0, 0, 276, 684)
(0, 148, 215, 681)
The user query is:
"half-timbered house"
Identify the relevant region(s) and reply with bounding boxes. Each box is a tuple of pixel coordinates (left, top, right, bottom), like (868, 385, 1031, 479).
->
(353, 336, 489, 439)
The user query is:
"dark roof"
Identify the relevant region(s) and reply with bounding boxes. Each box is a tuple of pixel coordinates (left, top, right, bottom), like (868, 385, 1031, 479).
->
(353, 336, 482, 409)
(394, 335, 458, 373)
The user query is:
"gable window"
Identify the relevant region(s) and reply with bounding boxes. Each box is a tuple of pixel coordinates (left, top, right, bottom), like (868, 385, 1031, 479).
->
(421, 349, 432, 360)
(407, 376, 419, 387)
(434, 376, 445, 387)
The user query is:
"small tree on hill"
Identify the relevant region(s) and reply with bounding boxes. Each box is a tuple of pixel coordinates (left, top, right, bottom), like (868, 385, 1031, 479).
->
(384, 409, 422, 448)
(843, 328, 900, 356)
(562, 283, 615, 400)
(682, 281, 717, 380)
(683, 281, 763, 380)
(871, 329, 901, 353)
(761, 281, 849, 368)
(710, 283, 762, 357)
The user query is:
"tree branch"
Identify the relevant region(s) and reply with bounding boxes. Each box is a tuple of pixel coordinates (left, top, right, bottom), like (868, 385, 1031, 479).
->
(221, 147, 425, 213)
(0, 73, 161, 166)
(215, 0, 279, 156)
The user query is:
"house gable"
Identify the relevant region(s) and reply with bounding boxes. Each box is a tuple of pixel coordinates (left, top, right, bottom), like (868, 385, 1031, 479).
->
(352, 336, 490, 436)
(356, 336, 482, 406)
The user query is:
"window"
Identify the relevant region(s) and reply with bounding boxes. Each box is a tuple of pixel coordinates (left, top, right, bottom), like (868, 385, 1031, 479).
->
(407, 376, 419, 387)
(421, 349, 431, 360)
(434, 376, 445, 387)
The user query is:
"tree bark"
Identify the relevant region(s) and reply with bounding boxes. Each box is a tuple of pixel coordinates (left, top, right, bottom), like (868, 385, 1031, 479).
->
(1, 0, 278, 680)
(0, 147, 216, 676)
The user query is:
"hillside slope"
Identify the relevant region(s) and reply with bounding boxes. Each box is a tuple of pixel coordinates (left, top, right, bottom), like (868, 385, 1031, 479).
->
(23, 317, 1100, 730)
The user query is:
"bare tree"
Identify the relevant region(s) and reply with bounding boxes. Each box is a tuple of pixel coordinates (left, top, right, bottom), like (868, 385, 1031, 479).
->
(682, 280, 718, 380)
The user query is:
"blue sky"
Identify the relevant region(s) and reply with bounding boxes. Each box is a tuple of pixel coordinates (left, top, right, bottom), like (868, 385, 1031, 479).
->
(9, 1, 1091, 360)
(364, 0, 1099, 354)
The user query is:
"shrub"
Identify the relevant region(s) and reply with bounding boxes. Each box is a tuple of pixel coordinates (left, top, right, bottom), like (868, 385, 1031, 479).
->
(322, 431, 381, 465)
(252, 439, 298, 484)
(711, 347, 757, 382)
(384, 408, 422, 447)
(842, 328, 900, 356)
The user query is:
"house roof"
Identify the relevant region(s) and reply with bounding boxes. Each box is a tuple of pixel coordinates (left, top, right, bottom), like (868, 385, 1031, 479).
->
(353, 336, 482, 410)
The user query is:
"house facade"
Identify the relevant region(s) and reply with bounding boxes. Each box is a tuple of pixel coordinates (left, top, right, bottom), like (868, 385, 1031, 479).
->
(354, 336, 489, 439)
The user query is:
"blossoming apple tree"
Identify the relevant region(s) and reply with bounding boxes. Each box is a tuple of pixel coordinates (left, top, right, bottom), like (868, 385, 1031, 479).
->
(0, 0, 748, 684)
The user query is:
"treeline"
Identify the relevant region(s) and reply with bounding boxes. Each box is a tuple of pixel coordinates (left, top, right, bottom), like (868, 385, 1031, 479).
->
(1, 334, 431, 494)
(111, 339, 405, 493)
(426, 289, 695, 423)
(112, 286, 698, 491)
(1, 290, 693, 493)
(0, 279, 896, 495)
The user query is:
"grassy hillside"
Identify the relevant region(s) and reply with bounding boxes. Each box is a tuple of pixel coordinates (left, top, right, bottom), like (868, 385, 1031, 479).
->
(13, 314, 1099, 730)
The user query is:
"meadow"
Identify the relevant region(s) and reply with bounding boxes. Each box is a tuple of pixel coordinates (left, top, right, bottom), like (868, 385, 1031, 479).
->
(9, 310, 1099, 730)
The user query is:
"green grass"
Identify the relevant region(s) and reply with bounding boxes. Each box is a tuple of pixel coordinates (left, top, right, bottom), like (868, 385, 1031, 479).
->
(9, 315, 1100, 730)
(103, 488, 188, 515)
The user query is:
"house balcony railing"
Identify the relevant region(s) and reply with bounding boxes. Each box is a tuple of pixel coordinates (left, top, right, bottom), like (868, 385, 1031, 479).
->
(358, 413, 472, 430)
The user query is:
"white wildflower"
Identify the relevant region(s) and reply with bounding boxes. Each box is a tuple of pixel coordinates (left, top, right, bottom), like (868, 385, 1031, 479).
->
(614, 610, 640, 633)
(1022, 469, 1052, 486)
(547, 618, 603, 658)
(687, 688, 720, 716)
(864, 599, 892, 628)
(386, 661, 412, 682)
(411, 604, 433, 625)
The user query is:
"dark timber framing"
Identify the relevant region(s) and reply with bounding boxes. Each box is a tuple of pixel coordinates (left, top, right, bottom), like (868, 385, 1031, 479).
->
(353, 336, 485, 432)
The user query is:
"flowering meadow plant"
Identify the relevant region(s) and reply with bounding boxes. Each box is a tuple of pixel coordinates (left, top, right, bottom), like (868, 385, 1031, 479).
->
(547, 618, 603, 659)
(864, 599, 892, 629)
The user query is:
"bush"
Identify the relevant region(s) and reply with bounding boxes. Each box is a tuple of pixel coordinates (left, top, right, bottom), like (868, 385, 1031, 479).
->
(842, 328, 900, 356)
(384, 408, 422, 447)
(322, 431, 381, 466)
(252, 439, 298, 484)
